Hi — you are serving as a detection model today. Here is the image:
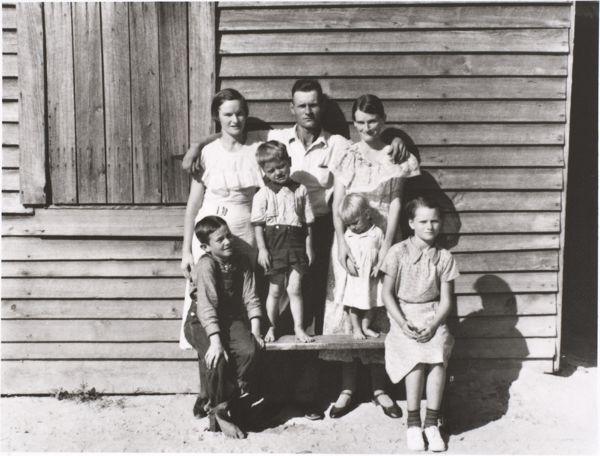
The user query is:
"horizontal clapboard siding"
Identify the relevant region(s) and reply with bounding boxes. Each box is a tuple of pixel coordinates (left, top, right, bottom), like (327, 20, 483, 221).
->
(1, 294, 557, 320)
(2, 2, 572, 392)
(1, 338, 555, 360)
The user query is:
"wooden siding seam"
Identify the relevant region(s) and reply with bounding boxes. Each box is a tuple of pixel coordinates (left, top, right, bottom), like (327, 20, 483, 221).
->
(99, 3, 108, 204)
(554, 3, 575, 372)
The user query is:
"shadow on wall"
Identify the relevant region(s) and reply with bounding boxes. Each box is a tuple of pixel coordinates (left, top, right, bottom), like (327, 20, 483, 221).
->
(444, 275, 528, 435)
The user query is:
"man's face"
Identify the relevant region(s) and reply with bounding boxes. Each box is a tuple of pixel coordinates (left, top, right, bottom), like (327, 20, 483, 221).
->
(290, 90, 322, 131)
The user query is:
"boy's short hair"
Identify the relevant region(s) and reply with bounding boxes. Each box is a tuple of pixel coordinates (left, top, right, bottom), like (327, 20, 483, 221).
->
(339, 193, 371, 225)
(405, 195, 443, 220)
(194, 216, 228, 244)
(256, 140, 291, 168)
(291, 79, 323, 103)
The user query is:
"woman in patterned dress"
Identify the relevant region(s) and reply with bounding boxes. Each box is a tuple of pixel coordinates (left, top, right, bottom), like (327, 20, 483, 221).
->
(322, 94, 420, 418)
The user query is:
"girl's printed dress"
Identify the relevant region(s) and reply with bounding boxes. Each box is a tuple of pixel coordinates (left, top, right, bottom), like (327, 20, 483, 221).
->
(179, 135, 264, 349)
(381, 237, 460, 383)
(321, 142, 420, 364)
(336, 225, 384, 311)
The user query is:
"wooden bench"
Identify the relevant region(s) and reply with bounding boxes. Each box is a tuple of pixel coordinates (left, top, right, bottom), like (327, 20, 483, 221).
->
(265, 334, 385, 351)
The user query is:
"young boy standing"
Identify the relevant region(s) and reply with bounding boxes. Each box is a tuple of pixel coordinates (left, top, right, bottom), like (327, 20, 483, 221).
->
(251, 140, 315, 343)
(184, 216, 264, 439)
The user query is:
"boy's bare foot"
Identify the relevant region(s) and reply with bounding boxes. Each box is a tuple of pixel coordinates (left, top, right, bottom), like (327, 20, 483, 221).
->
(353, 329, 367, 340)
(294, 327, 314, 343)
(264, 326, 276, 343)
(213, 406, 246, 439)
(363, 328, 380, 338)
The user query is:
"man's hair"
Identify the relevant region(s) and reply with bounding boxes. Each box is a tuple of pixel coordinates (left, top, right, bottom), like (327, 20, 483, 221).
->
(256, 140, 291, 168)
(405, 196, 442, 220)
(339, 193, 371, 225)
(194, 216, 228, 244)
(291, 79, 323, 103)
(210, 88, 249, 120)
(351, 94, 386, 121)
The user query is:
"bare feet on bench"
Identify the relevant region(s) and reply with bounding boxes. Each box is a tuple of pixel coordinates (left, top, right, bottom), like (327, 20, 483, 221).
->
(264, 326, 276, 343)
(294, 326, 314, 343)
(353, 328, 367, 340)
(213, 406, 246, 439)
(363, 328, 380, 338)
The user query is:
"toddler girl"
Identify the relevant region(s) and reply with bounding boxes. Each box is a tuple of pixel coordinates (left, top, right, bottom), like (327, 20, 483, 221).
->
(381, 196, 459, 452)
(337, 193, 385, 340)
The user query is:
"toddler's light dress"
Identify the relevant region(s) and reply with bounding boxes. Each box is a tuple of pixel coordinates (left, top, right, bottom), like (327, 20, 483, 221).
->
(381, 237, 460, 383)
(336, 225, 385, 311)
(321, 141, 420, 364)
(179, 134, 264, 349)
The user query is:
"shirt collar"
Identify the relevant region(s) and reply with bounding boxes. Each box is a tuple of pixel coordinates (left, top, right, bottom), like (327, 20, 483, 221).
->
(346, 225, 376, 239)
(407, 237, 440, 265)
(288, 125, 330, 152)
(264, 177, 300, 193)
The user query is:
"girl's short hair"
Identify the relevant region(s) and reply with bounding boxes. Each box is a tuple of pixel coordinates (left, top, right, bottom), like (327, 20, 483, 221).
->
(210, 88, 249, 120)
(405, 196, 442, 220)
(194, 216, 228, 244)
(339, 193, 371, 225)
(352, 94, 385, 120)
(256, 140, 291, 167)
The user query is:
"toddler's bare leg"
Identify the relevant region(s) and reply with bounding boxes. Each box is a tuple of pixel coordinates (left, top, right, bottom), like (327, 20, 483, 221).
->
(349, 308, 366, 340)
(361, 309, 380, 338)
(265, 280, 284, 342)
(287, 270, 314, 343)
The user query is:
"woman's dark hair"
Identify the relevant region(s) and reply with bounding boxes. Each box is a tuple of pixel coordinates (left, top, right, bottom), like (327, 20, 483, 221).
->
(405, 196, 442, 220)
(210, 88, 249, 120)
(194, 216, 229, 244)
(351, 94, 385, 120)
(291, 79, 323, 103)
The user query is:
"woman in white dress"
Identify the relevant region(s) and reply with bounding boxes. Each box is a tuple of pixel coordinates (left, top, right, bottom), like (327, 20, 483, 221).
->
(322, 94, 420, 419)
(179, 89, 264, 416)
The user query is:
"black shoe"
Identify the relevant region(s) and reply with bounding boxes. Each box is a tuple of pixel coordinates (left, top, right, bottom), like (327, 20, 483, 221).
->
(329, 392, 353, 419)
(193, 396, 209, 418)
(303, 404, 325, 421)
(373, 392, 402, 419)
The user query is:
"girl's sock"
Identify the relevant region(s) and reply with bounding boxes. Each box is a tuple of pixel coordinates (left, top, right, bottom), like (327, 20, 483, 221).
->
(424, 408, 439, 428)
(407, 409, 421, 428)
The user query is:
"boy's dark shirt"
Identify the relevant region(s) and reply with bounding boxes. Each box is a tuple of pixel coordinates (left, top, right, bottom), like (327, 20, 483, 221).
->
(189, 253, 262, 337)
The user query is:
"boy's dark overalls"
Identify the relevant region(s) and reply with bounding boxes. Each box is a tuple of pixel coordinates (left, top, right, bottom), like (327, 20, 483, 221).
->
(183, 253, 262, 433)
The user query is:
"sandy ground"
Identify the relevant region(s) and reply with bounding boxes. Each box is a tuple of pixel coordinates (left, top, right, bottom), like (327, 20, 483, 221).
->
(1, 357, 597, 454)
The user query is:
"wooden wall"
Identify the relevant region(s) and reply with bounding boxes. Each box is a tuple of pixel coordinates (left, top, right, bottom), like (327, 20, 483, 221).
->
(2, 2, 574, 394)
(2, 3, 31, 214)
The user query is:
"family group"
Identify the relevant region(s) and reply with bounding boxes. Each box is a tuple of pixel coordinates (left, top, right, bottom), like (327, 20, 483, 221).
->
(177, 79, 459, 452)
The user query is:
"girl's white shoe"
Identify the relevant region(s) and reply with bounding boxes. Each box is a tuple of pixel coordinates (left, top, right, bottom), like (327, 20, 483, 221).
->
(424, 426, 446, 452)
(406, 426, 425, 451)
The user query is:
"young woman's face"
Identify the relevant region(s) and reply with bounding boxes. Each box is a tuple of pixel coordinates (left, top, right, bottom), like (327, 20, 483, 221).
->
(262, 158, 291, 185)
(408, 207, 441, 244)
(217, 100, 247, 138)
(353, 109, 385, 142)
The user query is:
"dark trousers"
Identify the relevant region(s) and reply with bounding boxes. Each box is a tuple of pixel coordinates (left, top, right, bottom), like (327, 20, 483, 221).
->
(302, 212, 334, 335)
(184, 315, 258, 408)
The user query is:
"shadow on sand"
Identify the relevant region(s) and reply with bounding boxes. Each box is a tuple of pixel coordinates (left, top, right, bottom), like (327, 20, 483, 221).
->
(444, 275, 527, 435)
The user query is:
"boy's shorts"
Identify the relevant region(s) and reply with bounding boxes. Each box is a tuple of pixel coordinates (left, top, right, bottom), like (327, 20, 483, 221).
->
(264, 224, 308, 286)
